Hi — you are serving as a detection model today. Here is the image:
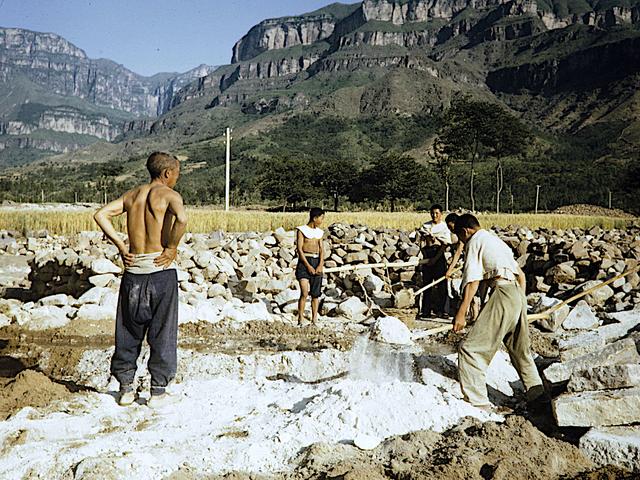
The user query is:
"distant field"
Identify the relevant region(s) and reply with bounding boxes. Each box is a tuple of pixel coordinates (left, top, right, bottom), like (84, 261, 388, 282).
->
(0, 207, 635, 235)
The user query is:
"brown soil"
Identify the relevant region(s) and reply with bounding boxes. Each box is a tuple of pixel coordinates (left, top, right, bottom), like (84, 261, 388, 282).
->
(0, 369, 70, 420)
(182, 416, 614, 480)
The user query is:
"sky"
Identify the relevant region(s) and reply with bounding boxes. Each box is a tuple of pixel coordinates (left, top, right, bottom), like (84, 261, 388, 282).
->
(2, 0, 357, 76)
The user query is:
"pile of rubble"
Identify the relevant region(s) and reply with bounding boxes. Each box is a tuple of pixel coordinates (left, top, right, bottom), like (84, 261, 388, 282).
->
(1, 223, 639, 331)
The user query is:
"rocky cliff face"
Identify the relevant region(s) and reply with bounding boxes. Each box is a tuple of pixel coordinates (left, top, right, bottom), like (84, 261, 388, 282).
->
(232, 16, 338, 63)
(0, 28, 215, 118)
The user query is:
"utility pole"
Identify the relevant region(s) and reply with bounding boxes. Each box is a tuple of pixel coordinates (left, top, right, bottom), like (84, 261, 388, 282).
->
(41, 189, 44, 203)
(74, 192, 78, 204)
(608, 190, 612, 209)
(535, 185, 540, 214)
(225, 127, 232, 212)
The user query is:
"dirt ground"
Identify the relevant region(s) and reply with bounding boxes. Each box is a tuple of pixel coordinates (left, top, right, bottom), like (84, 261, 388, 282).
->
(0, 319, 635, 479)
(166, 416, 631, 480)
(0, 370, 70, 420)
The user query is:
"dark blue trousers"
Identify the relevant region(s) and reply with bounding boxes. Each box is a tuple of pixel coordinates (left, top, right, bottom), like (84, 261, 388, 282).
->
(111, 269, 178, 389)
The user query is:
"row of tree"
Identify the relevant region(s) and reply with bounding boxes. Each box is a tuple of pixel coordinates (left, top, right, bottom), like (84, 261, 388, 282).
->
(258, 95, 533, 212)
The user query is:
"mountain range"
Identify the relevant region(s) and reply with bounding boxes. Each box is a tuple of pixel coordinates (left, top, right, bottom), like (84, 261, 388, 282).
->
(0, 0, 639, 212)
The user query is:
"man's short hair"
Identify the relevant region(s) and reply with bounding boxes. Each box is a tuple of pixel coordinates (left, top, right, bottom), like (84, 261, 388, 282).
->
(146, 152, 178, 179)
(430, 204, 443, 212)
(454, 213, 481, 234)
(309, 207, 325, 221)
(445, 213, 459, 225)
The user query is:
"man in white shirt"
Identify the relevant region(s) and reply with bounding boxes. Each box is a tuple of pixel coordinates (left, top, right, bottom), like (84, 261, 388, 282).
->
(418, 204, 452, 318)
(452, 214, 544, 410)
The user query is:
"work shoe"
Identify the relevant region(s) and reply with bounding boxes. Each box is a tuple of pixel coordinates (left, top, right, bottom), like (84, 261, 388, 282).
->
(147, 393, 178, 409)
(118, 387, 136, 406)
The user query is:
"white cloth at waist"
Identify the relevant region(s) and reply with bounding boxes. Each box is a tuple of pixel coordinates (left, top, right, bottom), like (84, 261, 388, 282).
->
(125, 252, 176, 274)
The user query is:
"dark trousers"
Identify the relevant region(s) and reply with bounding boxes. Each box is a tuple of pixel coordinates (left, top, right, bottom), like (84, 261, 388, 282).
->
(421, 255, 447, 316)
(111, 269, 178, 389)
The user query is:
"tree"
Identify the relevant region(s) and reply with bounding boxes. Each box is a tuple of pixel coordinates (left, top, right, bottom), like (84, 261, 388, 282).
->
(431, 137, 452, 211)
(258, 157, 312, 211)
(354, 154, 429, 212)
(315, 158, 359, 211)
(436, 95, 531, 212)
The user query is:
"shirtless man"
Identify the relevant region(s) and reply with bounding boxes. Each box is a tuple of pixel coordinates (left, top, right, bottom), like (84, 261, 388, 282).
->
(94, 152, 188, 407)
(295, 208, 325, 325)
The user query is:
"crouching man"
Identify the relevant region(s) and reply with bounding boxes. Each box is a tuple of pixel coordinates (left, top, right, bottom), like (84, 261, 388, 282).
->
(94, 152, 187, 407)
(452, 214, 545, 410)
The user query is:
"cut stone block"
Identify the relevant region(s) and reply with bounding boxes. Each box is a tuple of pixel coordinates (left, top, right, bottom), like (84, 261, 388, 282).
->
(580, 426, 640, 472)
(568, 364, 640, 392)
(543, 338, 640, 384)
(553, 387, 640, 427)
(558, 331, 606, 361)
(562, 300, 599, 330)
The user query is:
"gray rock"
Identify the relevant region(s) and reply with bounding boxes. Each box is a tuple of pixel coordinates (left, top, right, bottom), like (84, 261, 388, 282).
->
(558, 331, 606, 361)
(578, 280, 615, 307)
(274, 288, 299, 307)
(553, 387, 640, 427)
(533, 296, 570, 332)
(90, 258, 121, 275)
(568, 364, 640, 392)
(345, 251, 368, 263)
(38, 293, 70, 307)
(543, 338, 640, 384)
(562, 300, 599, 330)
(394, 289, 413, 309)
(371, 316, 413, 346)
(88, 274, 116, 288)
(337, 297, 368, 320)
(545, 263, 577, 284)
(580, 426, 640, 472)
(372, 291, 394, 308)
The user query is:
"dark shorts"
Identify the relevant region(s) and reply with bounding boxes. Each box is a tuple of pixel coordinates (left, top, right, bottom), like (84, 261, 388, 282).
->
(296, 256, 323, 298)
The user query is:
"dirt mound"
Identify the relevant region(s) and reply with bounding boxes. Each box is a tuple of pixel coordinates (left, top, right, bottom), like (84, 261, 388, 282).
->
(203, 416, 600, 480)
(552, 204, 635, 219)
(0, 369, 70, 420)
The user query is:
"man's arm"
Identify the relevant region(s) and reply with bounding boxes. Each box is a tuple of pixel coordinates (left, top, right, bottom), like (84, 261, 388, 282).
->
(296, 230, 315, 275)
(516, 266, 527, 293)
(446, 242, 464, 278)
(316, 238, 325, 273)
(93, 196, 134, 266)
(154, 192, 188, 267)
(453, 280, 480, 333)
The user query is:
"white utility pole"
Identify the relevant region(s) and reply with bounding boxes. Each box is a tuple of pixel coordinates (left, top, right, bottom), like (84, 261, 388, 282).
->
(225, 127, 232, 212)
(608, 190, 612, 209)
(535, 185, 540, 214)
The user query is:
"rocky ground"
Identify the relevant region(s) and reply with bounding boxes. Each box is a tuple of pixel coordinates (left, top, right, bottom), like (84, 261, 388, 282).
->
(0, 222, 639, 479)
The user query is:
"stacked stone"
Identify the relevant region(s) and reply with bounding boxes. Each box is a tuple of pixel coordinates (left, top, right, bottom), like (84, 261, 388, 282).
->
(496, 224, 640, 318)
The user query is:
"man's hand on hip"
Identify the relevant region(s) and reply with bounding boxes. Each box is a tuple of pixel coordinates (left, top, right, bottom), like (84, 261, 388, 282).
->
(155, 247, 177, 267)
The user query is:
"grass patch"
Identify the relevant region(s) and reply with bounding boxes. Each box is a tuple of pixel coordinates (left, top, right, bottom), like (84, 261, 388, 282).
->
(0, 209, 634, 236)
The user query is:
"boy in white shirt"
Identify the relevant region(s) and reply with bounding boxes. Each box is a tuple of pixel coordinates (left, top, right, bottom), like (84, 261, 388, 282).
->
(295, 208, 325, 325)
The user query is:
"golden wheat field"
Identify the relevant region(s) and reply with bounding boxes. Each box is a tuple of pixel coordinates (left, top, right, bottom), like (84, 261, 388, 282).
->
(0, 207, 635, 235)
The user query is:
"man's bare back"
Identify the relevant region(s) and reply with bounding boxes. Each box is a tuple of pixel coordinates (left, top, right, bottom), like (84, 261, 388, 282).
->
(94, 154, 187, 269)
(124, 184, 179, 254)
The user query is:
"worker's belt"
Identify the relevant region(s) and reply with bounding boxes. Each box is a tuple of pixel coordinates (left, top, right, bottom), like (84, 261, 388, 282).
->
(489, 278, 518, 288)
(304, 254, 320, 259)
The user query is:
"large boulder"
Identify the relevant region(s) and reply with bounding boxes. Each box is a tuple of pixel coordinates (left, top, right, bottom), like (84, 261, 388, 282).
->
(553, 387, 640, 427)
(543, 337, 640, 384)
(90, 258, 121, 275)
(580, 426, 640, 472)
(568, 364, 640, 392)
(25, 305, 70, 330)
(577, 280, 615, 307)
(371, 316, 414, 346)
(337, 297, 368, 320)
(562, 300, 599, 330)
